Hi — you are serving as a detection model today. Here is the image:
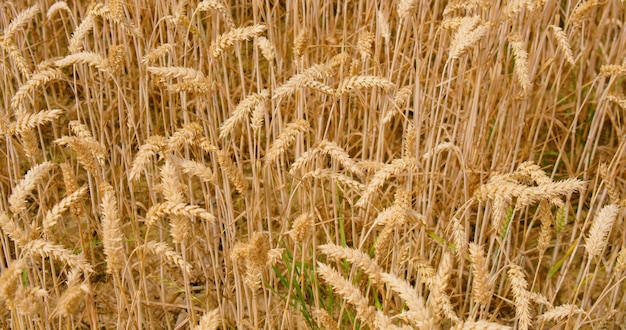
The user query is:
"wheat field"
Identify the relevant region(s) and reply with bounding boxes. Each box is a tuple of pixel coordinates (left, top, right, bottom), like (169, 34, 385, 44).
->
(1, 0, 625, 329)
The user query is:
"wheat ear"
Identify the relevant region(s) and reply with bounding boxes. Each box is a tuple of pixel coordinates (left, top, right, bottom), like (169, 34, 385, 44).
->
(549, 25, 575, 65)
(336, 75, 395, 96)
(397, 0, 418, 19)
(507, 265, 531, 330)
(9, 162, 54, 214)
(538, 304, 585, 322)
(316, 262, 376, 327)
(452, 320, 512, 330)
(379, 271, 434, 328)
(256, 36, 276, 62)
(195, 0, 235, 29)
(43, 185, 88, 233)
(0, 259, 26, 303)
(216, 149, 247, 195)
(312, 308, 339, 330)
(23, 239, 94, 273)
(128, 135, 166, 182)
(509, 35, 532, 93)
(570, 0, 601, 27)
(219, 90, 269, 139)
(145, 201, 215, 226)
(468, 243, 491, 305)
(10, 68, 64, 111)
(194, 308, 221, 330)
(356, 158, 416, 208)
(448, 16, 488, 61)
(265, 119, 309, 163)
(1, 4, 40, 41)
(302, 169, 365, 192)
(55, 51, 111, 72)
(47, 1, 71, 19)
(166, 122, 203, 153)
(288, 213, 315, 243)
(141, 241, 192, 275)
(210, 24, 266, 58)
(11, 108, 63, 136)
(319, 244, 383, 283)
(585, 204, 619, 258)
(429, 251, 460, 323)
(100, 185, 125, 274)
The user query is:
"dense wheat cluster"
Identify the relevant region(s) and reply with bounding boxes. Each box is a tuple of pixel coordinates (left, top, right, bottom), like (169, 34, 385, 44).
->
(1, 0, 626, 329)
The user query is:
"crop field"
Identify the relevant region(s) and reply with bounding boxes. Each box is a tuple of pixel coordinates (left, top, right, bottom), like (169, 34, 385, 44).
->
(1, 0, 625, 329)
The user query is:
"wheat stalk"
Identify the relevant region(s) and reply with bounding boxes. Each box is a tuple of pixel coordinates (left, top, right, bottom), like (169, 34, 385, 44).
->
(210, 24, 266, 58)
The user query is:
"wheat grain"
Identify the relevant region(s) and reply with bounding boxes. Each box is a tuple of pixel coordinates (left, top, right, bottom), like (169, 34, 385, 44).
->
(256, 36, 275, 62)
(43, 185, 88, 233)
(452, 320, 512, 330)
(210, 24, 266, 58)
(302, 169, 365, 192)
(293, 30, 308, 58)
(357, 31, 374, 60)
(216, 149, 247, 195)
(398, 0, 418, 19)
(9, 161, 54, 214)
(508, 264, 531, 330)
(0, 259, 26, 303)
(11, 108, 63, 135)
(379, 271, 434, 328)
(312, 308, 339, 330)
(166, 122, 203, 153)
(585, 204, 619, 258)
(570, 0, 600, 27)
(100, 185, 125, 274)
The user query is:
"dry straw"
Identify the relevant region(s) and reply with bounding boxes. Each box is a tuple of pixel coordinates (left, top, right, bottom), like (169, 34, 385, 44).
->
(210, 24, 267, 58)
